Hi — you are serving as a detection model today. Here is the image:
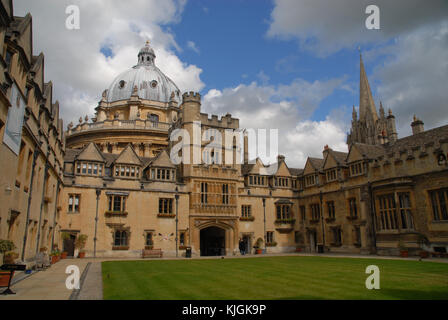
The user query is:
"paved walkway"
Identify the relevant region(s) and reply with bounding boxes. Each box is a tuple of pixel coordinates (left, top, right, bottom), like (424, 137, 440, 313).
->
(1, 253, 447, 300)
(0, 258, 90, 300)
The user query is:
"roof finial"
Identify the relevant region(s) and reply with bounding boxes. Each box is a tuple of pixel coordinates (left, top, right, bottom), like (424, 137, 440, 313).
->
(146, 40, 150, 46)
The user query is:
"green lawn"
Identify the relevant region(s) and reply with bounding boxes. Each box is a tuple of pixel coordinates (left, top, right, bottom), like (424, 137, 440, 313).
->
(102, 256, 448, 300)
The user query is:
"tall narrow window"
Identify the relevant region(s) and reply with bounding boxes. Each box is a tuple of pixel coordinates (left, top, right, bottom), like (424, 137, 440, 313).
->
(348, 198, 358, 218)
(68, 194, 80, 212)
(222, 184, 229, 204)
(146, 232, 153, 246)
(377, 194, 398, 230)
(429, 189, 448, 221)
(300, 205, 306, 221)
(201, 182, 208, 204)
(398, 193, 414, 229)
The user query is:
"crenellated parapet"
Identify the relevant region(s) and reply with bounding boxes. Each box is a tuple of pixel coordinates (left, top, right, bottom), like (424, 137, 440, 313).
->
(182, 91, 201, 103)
(200, 112, 239, 129)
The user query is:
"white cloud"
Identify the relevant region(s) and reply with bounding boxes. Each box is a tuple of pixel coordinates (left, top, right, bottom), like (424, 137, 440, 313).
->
(267, 0, 448, 56)
(285, 117, 349, 167)
(203, 78, 348, 167)
(267, 0, 448, 140)
(372, 21, 448, 136)
(14, 0, 204, 127)
(187, 40, 200, 54)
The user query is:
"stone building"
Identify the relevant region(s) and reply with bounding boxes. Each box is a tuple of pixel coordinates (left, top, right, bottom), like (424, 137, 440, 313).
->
(1, 0, 447, 263)
(60, 41, 448, 258)
(0, 0, 65, 265)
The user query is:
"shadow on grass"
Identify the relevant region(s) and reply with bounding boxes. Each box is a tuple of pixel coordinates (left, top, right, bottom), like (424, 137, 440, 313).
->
(378, 288, 448, 300)
(277, 288, 448, 300)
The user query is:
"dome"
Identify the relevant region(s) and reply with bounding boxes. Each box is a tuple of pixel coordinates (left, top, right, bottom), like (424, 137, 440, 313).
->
(106, 41, 181, 103)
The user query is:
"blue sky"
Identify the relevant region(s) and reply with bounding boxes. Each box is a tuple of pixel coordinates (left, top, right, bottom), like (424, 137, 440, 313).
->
(171, 0, 361, 123)
(15, 0, 448, 167)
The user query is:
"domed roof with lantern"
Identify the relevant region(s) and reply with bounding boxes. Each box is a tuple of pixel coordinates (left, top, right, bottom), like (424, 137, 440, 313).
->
(106, 41, 181, 104)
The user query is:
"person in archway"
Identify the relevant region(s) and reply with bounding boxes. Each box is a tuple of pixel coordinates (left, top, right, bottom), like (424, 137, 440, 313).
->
(239, 238, 245, 255)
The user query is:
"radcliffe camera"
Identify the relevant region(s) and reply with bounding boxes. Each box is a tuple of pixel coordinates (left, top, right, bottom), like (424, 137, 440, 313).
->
(0, 0, 447, 314)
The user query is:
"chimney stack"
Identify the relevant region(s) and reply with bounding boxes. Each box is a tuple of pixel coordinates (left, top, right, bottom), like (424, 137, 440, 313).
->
(411, 115, 424, 135)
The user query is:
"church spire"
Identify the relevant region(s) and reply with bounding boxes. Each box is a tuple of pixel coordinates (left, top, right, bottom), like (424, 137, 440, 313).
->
(359, 53, 378, 123)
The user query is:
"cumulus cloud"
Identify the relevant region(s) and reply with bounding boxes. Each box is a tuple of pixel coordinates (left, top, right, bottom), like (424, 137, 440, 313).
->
(14, 0, 204, 127)
(203, 78, 349, 167)
(267, 0, 448, 56)
(285, 117, 349, 167)
(267, 0, 448, 140)
(372, 21, 448, 136)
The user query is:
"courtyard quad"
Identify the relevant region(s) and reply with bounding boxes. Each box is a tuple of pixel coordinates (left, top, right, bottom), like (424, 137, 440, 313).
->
(102, 256, 448, 300)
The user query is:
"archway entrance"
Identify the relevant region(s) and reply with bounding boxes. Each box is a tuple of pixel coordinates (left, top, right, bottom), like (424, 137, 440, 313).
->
(200, 226, 225, 256)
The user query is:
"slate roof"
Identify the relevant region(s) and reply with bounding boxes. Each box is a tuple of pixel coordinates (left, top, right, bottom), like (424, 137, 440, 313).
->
(289, 168, 304, 176)
(308, 157, 324, 170)
(385, 124, 448, 154)
(351, 143, 385, 159)
(65, 147, 154, 167)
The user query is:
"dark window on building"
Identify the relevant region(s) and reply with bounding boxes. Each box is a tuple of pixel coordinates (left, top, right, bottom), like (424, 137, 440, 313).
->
(222, 184, 229, 204)
(241, 205, 251, 218)
(201, 182, 208, 204)
(276, 204, 291, 220)
(159, 198, 173, 214)
(108, 195, 126, 212)
(429, 189, 448, 221)
(348, 198, 357, 217)
(266, 231, 274, 244)
(327, 201, 335, 219)
(377, 194, 398, 230)
(398, 193, 414, 229)
(179, 232, 185, 246)
(300, 205, 306, 221)
(310, 204, 320, 220)
(332, 227, 342, 245)
(114, 230, 128, 246)
(145, 232, 153, 246)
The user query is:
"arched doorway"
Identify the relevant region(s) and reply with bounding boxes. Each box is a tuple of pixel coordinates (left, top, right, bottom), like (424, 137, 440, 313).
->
(200, 226, 226, 256)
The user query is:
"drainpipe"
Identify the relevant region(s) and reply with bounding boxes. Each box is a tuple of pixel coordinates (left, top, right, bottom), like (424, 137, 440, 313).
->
(35, 149, 50, 256)
(320, 191, 326, 252)
(50, 180, 61, 251)
(93, 188, 101, 258)
(21, 149, 39, 261)
(175, 187, 179, 258)
(368, 182, 377, 252)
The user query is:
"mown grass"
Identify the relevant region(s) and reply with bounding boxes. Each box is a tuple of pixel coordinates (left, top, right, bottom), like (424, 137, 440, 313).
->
(102, 256, 448, 300)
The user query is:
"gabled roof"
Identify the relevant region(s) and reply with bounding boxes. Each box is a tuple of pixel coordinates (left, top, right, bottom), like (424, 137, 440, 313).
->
(308, 157, 324, 170)
(303, 157, 323, 175)
(114, 144, 142, 165)
(323, 149, 348, 169)
(348, 143, 385, 161)
(146, 149, 175, 168)
(289, 168, 304, 176)
(241, 163, 255, 175)
(75, 142, 105, 162)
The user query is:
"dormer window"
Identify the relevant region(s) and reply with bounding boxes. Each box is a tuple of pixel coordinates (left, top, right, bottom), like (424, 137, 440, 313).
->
(305, 174, 318, 187)
(274, 177, 289, 187)
(350, 161, 364, 177)
(326, 169, 337, 182)
(76, 161, 103, 176)
(114, 165, 140, 178)
(150, 168, 175, 181)
(119, 80, 126, 89)
(248, 175, 266, 186)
